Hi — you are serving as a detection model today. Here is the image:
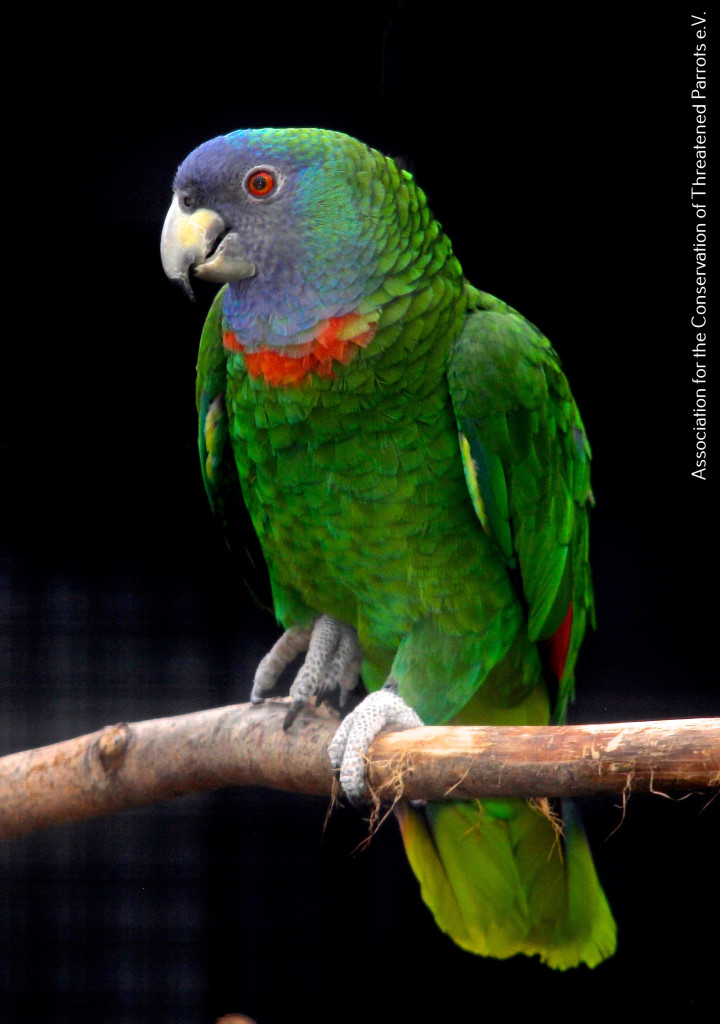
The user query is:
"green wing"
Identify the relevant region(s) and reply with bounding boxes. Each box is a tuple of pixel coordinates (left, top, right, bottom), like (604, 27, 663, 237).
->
(196, 287, 238, 531)
(196, 287, 271, 609)
(447, 286, 594, 717)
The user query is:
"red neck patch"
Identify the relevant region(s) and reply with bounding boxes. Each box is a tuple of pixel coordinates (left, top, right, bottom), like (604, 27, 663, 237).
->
(223, 312, 378, 387)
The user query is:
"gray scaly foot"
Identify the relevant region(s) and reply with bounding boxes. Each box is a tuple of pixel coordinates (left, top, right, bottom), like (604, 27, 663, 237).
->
(250, 615, 362, 729)
(328, 684, 423, 805)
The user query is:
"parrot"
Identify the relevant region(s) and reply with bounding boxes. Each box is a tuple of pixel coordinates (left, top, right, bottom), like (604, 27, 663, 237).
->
(160, 126, 616, 969)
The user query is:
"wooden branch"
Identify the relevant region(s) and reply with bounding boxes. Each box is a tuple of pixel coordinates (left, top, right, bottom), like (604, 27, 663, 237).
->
(1, 700, 718, 840)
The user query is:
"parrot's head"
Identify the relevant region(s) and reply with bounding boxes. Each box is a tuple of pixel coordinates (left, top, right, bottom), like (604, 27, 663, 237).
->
(160, 128, 435, 343)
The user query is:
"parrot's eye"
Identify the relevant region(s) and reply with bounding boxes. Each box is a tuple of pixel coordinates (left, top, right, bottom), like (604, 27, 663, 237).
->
(245, 168, 276, 198)
(177, 189, 197, 211)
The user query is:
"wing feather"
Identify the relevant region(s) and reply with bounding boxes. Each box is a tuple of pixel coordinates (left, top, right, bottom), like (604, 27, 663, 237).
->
(196, 287, 272, 609)
(447, 287, 594, 715)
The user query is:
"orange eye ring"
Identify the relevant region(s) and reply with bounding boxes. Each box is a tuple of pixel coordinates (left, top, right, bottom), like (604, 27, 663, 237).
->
(246, 169, 276, 197)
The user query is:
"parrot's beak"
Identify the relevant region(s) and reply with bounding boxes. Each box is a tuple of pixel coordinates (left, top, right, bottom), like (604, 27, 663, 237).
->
(160, 194, 256, 298)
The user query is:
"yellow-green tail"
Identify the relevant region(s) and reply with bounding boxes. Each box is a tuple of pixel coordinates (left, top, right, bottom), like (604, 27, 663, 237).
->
(397, 797, 616, 969)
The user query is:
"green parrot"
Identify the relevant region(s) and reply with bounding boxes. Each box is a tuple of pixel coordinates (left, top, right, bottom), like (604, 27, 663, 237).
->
(161, 127, 616, 968)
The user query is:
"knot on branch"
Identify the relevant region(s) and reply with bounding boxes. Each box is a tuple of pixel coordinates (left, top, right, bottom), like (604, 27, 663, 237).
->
(91, 723, 131, 778)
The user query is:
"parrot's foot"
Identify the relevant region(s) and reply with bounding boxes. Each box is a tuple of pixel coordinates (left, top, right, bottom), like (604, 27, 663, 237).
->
(250, 615, 362, 729)
(328, 684, 423, 805)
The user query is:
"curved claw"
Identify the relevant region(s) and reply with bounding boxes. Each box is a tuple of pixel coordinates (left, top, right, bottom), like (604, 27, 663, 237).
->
(328, 688, 424, 805)
(283, 698, 305, 731)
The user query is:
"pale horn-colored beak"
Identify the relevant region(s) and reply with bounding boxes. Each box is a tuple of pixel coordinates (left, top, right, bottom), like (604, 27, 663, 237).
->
(160, 194, 256, 297)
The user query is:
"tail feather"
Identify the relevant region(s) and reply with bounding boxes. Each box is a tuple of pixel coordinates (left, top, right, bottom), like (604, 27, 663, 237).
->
(397, 797, 616, 969)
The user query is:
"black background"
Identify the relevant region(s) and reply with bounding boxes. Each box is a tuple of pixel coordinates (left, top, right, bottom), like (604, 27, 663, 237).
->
(1, 5, 717, 1021)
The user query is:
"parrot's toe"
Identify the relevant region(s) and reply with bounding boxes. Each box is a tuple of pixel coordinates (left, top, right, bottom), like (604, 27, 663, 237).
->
(284, 616, 362, 728)
(250, 616, 361, 727)
(328, 688, 424, 804)
(250, 625, 312, 704)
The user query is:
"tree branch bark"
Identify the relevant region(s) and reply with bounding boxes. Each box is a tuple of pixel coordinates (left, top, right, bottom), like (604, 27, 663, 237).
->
(1, 700, 718, 840)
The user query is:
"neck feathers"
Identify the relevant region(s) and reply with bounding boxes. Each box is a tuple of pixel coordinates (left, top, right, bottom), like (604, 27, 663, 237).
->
(223, 311, 380, 387)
